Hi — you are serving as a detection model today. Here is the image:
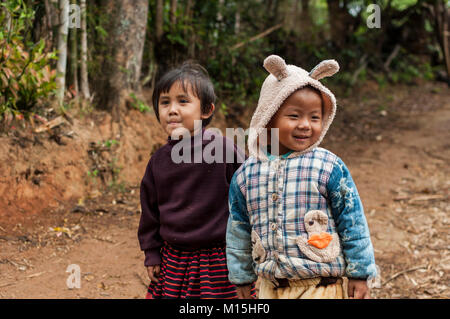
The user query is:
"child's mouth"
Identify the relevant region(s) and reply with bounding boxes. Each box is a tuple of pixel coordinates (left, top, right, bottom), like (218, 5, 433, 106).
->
(293, 135, 310, 140)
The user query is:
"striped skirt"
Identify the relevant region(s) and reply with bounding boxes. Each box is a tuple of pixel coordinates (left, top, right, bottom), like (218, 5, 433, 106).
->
(146, 242, 255, 299)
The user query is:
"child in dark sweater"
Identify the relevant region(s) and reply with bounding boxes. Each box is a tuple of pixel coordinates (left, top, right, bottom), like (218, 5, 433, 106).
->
(138, 62, 250, 298)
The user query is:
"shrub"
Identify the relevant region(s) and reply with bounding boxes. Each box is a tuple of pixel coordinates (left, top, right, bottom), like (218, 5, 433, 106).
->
(0, 0, 57, 122)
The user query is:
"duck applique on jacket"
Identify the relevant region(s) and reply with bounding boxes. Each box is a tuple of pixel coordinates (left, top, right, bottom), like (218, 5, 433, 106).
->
(296, 210, 341, 263)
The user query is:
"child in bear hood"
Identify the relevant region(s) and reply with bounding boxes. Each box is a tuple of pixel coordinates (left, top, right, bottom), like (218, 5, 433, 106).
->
(226, 55, 377, 299)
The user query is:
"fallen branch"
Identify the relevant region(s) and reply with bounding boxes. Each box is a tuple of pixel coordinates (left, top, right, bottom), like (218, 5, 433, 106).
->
(93, 235, 115, 244)
(34, 116, 66, 133)
(27, 271, 46, 279)
(382, 265, 428, 286)
(231, 23, 283, 50)
(0, 282, 15, 289)
(408, 195, 445, 203)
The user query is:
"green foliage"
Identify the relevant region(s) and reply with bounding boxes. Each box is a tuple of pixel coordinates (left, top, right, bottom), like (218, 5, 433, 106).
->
(391, 0, 418, 11)
(107, 156, 125, 193)
(101, 139, 119, 148)
(0, 0, 57, 121)
(87, 139, 124, 192)
(389, 52, 436, 84)
(1, 0, 441, 126)
(219, 102, 228, 116)
(86, 168, 99, 187)
(129, 92, 151, 113)
(87, 168, 99, 178)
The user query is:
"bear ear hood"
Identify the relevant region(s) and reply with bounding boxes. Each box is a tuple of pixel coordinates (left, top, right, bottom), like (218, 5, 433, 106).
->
(263, 55, 289, 81)
(248, 55, 339, 160)
(309, 59, 340, 80)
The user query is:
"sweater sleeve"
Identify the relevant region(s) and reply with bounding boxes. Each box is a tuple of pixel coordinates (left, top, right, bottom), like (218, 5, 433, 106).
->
(327, 157, 377, 280)
(226, 171, 257, 285)
(137, 158, 163, 266)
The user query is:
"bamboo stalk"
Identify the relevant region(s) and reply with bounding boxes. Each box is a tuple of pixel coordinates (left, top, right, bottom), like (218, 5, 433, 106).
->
(70, 0, 78, 95)
(80, 0, 90, 99)
(56, 0, 69, 106)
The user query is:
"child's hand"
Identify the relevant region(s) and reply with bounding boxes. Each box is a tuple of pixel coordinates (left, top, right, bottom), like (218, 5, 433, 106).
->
(236, 284, 253, 299)
(147, 265, 161, 283)
(347, 279, 370, 299)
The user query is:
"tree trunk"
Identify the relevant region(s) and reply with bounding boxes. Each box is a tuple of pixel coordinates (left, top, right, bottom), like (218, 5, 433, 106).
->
(56, 0, 69, 106)
(442, 9, 450, 79)
(435, 3, 450, 79)
(217, 0, 224, 23)
(185, 0, 195, 58)
(44, 0, 60, 50)
(185, 0, 193, 20)
(287, 0, 300, 32)
(235, 6, 241, 35)
(155, 0, 164, 42)
(327, 0, 358, 48)
(170, 0, 177, 26)
(70, 0, 78, 96)
(300, 0, 311, 26)
(79, 0, 90, 99)
(97, 0, 149, 121)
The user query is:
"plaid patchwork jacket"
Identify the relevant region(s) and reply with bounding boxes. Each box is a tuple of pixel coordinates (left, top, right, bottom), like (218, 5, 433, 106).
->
(226, 147, 377, 285)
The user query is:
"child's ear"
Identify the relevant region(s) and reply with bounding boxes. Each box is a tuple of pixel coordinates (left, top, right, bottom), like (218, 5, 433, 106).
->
(309, 60, 339, 80)
(201, 103, 215, 119)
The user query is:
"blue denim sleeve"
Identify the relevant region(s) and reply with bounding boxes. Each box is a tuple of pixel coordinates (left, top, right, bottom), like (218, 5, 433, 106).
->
(327, 158, 377, 280)
(226, 172, 257, 285)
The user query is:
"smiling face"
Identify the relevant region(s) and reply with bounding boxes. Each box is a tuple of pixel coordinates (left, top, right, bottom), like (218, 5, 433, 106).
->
(267, 87, 323, 155)
(158, 81, 214, 137)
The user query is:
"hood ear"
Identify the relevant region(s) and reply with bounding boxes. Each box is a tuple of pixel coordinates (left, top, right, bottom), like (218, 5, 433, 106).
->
(309, 60, 339, 80)
(263, 55, 289, 81)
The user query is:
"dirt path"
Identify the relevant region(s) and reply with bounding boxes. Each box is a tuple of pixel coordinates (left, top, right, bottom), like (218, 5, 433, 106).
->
(326, 93, 450, 298)
(1, 84, 449, 299)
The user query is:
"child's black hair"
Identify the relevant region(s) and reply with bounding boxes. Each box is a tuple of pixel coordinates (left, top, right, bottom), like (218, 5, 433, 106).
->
(152, 61, 216, 127)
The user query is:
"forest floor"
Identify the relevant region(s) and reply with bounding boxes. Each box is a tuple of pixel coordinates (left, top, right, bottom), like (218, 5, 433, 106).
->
(0, 81, 449, 299)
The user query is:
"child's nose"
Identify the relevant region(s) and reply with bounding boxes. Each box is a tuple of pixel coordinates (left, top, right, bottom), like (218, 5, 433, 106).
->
(297, 118, 311, 130)
(168, 103, 179, 114)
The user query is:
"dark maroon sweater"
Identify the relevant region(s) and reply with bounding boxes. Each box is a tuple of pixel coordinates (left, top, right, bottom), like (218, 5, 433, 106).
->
(137, 129, 246, 266)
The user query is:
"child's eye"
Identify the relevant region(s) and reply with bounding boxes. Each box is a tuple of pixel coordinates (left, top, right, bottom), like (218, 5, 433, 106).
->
(312, 116, 321, 120)
(288, 114, 298, 118)
(179, 99, 189, 104)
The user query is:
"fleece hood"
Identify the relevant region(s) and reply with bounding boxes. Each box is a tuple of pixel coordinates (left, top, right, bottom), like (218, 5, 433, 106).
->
(248, 55, 339, 160)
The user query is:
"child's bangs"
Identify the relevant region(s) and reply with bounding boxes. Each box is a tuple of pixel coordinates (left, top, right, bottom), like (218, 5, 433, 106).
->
(159, 73, 200, 99)
(178, 76, 201, 99)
